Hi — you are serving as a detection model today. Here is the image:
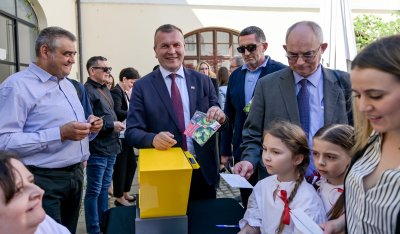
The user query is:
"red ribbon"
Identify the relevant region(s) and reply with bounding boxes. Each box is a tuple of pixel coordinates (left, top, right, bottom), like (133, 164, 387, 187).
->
(279, 190, 290, 225)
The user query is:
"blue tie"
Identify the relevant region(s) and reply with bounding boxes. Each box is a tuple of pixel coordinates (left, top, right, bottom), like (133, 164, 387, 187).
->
(297, 79, 310, 135)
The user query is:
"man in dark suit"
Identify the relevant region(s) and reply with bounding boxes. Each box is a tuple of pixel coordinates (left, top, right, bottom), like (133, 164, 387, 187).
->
(235, 21, 352, 181)
(125, 24, 227, 200)
(220, 26, 286, 206)
(110, 67, 140, 206)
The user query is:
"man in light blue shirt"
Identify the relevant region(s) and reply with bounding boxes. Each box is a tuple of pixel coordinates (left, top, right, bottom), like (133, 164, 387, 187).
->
(0, 27, 102, 233)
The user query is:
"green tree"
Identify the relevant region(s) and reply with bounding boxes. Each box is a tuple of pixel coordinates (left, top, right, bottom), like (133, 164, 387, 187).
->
(353, 12, 400, 51)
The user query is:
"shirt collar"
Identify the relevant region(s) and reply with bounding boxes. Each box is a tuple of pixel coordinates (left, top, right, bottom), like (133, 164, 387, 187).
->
(29, 62, 58, 82)
(86, 77, 106, 88)
(294, 64, 323, 87)
(159, 65, 185, 80)
(241, 56, 270, 72)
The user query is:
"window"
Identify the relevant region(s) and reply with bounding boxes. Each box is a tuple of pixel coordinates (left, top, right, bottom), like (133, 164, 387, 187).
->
(0, 0, 38, 83)
(184, 27, 240, 73)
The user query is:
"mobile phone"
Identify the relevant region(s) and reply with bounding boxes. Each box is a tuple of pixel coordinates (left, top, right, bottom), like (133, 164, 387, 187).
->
(91, 115, 105, 125)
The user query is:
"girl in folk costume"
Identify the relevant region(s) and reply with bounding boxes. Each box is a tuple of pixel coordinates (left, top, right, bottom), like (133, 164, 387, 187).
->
(312, 124, 354, 222)
(238, 121, 326, 234)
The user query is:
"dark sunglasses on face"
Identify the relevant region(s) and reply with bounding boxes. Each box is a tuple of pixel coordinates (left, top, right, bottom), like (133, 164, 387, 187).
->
(92, 66, 112, 73)
(237, 44, 259, 53)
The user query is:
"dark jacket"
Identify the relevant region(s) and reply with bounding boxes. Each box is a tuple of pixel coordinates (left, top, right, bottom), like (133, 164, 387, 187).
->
(220, 57, 287, 161)
(84, 78, 121, 156)
(110, 84, 129, 122)
(125, 68, 225, 186)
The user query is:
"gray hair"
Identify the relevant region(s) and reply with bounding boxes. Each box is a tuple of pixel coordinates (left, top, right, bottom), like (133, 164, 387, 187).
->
(285, 21, 323, 44)
(231, 55, 244, 66)
(239, 26, 266, 43)
(35, 26, 76, 56)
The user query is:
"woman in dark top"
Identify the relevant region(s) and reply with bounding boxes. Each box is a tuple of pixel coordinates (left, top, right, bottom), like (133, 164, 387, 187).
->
(110, 67, 140, 206)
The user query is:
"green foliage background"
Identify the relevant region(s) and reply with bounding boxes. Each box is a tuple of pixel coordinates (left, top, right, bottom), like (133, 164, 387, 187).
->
(353, 11, 400, 51)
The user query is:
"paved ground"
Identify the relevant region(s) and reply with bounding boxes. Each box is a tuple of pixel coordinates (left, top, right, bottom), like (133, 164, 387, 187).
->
(76, 170, 240, 233)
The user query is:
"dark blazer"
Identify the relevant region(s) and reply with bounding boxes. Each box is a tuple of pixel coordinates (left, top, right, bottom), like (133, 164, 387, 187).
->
(125, 68, 222, 186)
(220, 57, 287, 161)
(240, 66, 352, 169)
(110, 84, 129, 122)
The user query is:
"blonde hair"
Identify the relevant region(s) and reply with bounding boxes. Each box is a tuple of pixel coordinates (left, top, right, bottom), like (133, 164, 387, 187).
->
(196, 61, 216, 78)
(263, 121, 309, 233)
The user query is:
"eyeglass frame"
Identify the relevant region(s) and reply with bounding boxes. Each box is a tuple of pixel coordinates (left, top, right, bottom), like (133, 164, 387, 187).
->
(285, 45, 321, 63)
(92, 66, 112, 73)
(236, 43, 262, 54)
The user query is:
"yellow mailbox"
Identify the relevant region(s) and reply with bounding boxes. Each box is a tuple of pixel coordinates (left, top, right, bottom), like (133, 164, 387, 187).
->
(138, 147, 199, 219)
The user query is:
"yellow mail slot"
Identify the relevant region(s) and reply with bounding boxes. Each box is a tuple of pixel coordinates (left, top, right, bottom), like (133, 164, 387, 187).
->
(138, 147, 199, 218)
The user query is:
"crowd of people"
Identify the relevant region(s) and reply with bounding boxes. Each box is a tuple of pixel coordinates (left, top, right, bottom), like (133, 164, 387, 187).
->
(0, 18, 399, 234)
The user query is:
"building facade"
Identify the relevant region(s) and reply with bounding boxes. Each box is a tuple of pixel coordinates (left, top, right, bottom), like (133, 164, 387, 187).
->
(1, 0, 399, 82)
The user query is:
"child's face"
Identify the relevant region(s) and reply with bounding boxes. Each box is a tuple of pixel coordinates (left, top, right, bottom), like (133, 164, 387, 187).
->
(262, 133, 303, 181)
(312, 138, 351, 185)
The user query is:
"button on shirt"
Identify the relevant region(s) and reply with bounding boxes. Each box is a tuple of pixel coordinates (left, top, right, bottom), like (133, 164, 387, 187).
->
(159, 65, 194, 155)
(0, 63, 90, 168)
(241, 57, 269, 105)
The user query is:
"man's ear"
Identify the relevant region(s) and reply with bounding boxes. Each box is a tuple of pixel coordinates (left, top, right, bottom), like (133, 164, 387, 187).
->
(88, 67, 94, 76)
(39, 44, 50, 59)
(262, 42, 268, 52)
(293, 154, 304, 166)
(320, 43, 328, 54)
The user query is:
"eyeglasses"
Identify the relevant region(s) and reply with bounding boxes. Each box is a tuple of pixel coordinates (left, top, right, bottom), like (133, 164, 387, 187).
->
(92, 66, 112, 73)
(286, 46, 321, 63)
(237, 44, 260, 54)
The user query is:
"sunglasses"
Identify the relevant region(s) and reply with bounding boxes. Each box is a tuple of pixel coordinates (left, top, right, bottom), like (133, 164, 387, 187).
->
(237, 44, 259, 53)
(92, 66, 112, 73)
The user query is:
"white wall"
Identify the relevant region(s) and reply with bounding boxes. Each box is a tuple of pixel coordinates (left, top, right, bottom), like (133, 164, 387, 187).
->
(30, 0, 400, 80)
(80, 3, 322, 77)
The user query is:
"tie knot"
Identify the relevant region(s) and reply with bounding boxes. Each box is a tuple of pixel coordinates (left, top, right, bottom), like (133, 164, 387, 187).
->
(299, 79, 308, 87)
(169, 73, 177, 81)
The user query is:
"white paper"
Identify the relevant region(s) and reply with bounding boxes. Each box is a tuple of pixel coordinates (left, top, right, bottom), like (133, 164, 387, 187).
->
(290, 209, 323, 234)
(220, 173, 253, 188)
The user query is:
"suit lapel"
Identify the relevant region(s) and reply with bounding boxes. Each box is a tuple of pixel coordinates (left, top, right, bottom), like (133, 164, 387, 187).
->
(151, 71, 181, 129)
(117, 84, 128, 107)
(238, 69, 247, 107)
(323, 67, 340, 125)
(259, 57, 271, 78)
(278, 68, 300, 123)
(184, 68, 196, 117)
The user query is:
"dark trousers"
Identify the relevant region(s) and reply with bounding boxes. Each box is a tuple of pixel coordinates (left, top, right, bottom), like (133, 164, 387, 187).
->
(189, 169, 216, 200)
(28, 163, 83, 234)
(113, 139, 137, 197)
